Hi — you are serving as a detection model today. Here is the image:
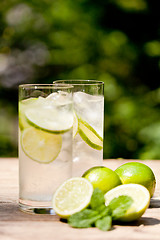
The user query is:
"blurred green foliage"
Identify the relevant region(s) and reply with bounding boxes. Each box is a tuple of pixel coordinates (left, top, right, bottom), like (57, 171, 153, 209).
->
(0, 0, 160, 159)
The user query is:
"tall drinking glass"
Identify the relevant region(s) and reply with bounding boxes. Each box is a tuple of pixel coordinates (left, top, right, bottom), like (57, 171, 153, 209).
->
(54, 80, 104, 177)
(18, 84, 73, 214)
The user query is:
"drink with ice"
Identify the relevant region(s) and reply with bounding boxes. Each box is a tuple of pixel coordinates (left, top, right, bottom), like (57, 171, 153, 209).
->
(18, 84, 73, 214)
(54, 80, 104, 176)
(73, 92, 104, 176)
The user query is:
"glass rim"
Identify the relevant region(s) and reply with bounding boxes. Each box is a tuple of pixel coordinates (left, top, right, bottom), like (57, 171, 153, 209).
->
(54, 80, 104, 86)
(19, 83, 74, 90)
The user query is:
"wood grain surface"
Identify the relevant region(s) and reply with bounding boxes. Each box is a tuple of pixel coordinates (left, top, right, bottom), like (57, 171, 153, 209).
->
(0, 158, 160, 240)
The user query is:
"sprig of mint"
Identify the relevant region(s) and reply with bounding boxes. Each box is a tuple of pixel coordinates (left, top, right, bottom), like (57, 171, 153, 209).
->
(67, 188, 133, 231)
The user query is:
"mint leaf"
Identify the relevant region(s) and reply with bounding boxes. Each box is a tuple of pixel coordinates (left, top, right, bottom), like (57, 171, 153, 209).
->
(90, 188, 105, 210)
(96, 204, 111, 218)
(95, 216, 112, 231)
(68, 206, 111, 229)
(68, 209, 100, 228)
(67, 191, 134, 231)
(108, 195, 133, 220)
(68, 188, 112, 229)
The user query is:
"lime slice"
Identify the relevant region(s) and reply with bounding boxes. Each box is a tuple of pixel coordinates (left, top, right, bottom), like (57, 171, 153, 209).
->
(19, 108, 30, 130)
(73, 112, 78, 138)
(25, 106, 73, 134)
(104, 184, 150, 222)
(21, 127, 62, 163)
(78, 118, 103, 150)
(52, 177, 93, 218)
(19, 98, 37, 130)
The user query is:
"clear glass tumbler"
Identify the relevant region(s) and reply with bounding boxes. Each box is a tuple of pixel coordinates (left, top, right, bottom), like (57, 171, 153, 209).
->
(54, 80, 104, 177)
(18, 84, 73, 214)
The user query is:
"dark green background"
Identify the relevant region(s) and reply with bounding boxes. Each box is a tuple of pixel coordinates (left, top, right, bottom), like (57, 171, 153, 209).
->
(0, 0, 160, 159)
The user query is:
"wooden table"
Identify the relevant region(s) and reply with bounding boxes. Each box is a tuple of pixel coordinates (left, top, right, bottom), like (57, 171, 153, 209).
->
(0, 158, 160, 240)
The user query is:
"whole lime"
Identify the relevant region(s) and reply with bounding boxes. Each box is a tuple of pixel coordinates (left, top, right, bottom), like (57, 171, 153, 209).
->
(115, 162, 156, 197)
(82, 166, 122, 194)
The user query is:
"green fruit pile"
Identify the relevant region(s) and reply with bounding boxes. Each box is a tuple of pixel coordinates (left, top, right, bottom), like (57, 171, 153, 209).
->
(83, 162, 156, 197)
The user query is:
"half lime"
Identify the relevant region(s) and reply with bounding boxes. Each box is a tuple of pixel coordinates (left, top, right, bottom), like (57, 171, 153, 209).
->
(104, 183, 150, 222)
(52, 177, 93, 218)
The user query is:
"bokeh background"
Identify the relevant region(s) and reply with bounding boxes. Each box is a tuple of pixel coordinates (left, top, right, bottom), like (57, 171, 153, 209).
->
(0, 0, 160, 159)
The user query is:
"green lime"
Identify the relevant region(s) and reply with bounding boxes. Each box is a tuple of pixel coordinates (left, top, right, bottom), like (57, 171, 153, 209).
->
(52, 177, 93, 218)
(21, 127, 62, 163)
(83, 166, 122, 193)
(78, 118, 103, 150)
(115, 162, 156, 197)
(104, 183, 150, 222)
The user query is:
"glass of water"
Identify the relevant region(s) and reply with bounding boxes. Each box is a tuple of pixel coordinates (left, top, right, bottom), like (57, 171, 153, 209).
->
(54, 80, 104, 177)
(18, 84, 73, 214)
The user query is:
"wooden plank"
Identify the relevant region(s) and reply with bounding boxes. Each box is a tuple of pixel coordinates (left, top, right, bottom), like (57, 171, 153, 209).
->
(0, 158, 160, 240)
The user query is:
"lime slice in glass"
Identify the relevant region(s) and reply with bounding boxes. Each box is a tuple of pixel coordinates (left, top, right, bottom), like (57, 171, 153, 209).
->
(25, 105, 73, 134)
(52, 177, 93, 218)
(78, 118, 103, 150)
(19, 98, 37, 130)
(104, 183, 150, 222)
(21, 127, 62, 163)
(73, 112, 78, 138)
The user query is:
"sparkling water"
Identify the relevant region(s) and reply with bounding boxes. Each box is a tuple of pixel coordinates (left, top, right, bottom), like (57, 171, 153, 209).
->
(19, 92, 73, 212)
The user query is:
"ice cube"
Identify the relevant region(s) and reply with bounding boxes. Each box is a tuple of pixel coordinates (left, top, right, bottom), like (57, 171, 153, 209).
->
(46, 91, 72, 106)
(73, 92, 104, 137)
